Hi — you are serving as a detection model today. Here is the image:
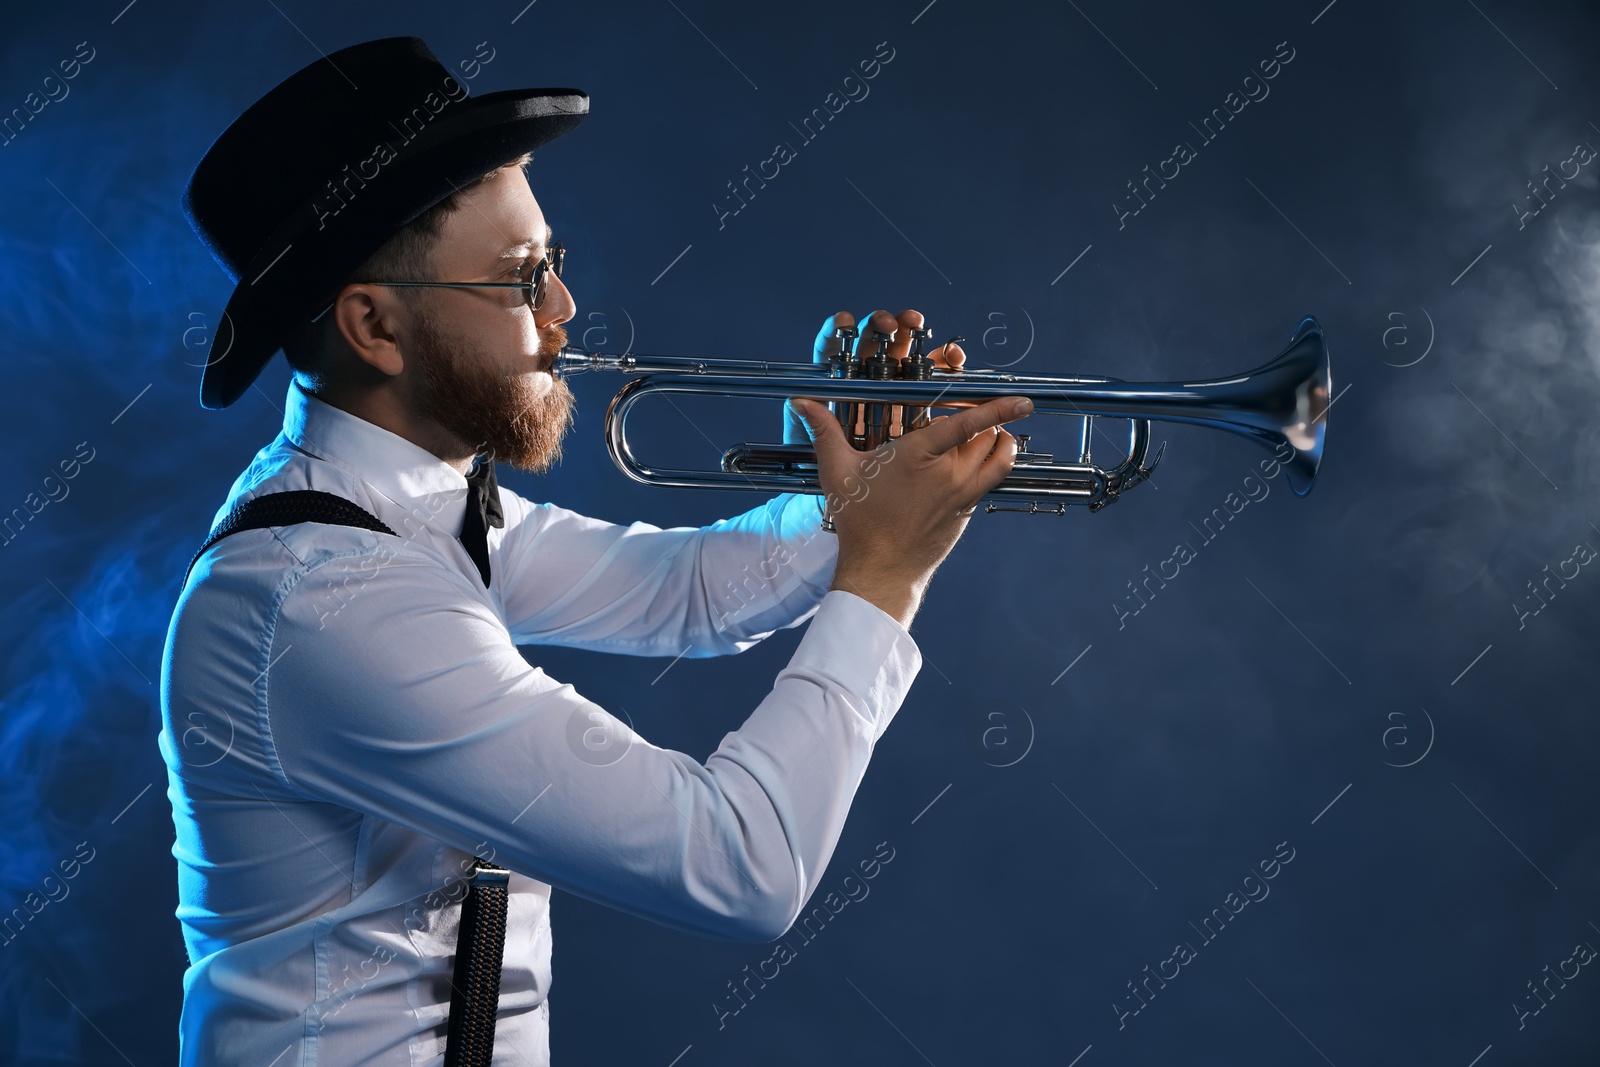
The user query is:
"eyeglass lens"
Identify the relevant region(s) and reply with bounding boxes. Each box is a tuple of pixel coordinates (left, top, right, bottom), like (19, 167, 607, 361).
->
(531, 242, 565, 310)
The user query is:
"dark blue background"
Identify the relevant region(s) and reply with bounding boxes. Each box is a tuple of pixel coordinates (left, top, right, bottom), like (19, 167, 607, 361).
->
(3, 0, 1598, 1063)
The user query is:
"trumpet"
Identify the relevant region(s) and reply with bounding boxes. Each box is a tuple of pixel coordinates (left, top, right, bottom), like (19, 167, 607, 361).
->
(553, 316, 1331, 514)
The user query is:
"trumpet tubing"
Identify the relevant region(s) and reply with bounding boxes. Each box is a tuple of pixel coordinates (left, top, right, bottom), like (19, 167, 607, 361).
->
(553, 316, 1331, 514)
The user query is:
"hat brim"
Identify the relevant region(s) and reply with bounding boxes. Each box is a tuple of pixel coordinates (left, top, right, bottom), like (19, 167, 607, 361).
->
(200, 88, 587, 410)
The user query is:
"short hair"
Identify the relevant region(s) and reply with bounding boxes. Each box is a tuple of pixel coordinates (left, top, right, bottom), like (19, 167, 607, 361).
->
(280, 151, 534, 380)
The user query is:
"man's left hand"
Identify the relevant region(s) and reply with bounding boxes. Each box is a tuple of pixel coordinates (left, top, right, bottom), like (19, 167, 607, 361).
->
(782, 308, 965, 444)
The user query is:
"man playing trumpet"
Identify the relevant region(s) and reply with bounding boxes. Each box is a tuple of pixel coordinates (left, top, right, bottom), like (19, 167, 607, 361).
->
(163, 35, 1026, 1067)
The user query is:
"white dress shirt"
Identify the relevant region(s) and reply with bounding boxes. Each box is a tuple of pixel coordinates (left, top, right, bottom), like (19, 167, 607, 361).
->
(159, 377, 921, 1065)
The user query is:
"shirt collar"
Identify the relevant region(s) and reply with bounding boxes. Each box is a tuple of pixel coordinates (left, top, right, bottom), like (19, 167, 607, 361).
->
(281, 377, 472, 524)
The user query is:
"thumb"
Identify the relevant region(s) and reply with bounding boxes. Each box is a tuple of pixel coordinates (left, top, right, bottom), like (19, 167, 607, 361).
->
(789, 398, 849, 459)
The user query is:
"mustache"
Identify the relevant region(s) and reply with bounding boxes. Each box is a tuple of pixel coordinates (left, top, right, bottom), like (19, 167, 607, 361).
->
(538, 325, 568, 359)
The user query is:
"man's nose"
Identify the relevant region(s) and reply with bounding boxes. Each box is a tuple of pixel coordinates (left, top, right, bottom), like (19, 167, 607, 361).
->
(537, 270, 575, 328)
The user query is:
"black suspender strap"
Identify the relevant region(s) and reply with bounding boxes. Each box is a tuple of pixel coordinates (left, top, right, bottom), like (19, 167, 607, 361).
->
(183, 489, 399, 588)
(443, 863, 513, 1067)
(185, 490, 509, 1064)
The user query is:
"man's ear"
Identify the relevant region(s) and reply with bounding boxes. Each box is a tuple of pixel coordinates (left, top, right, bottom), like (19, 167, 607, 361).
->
(332, 284, 407, 377)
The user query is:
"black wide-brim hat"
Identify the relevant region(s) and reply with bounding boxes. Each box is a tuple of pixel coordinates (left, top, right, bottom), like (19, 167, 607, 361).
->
(182, 36, 587, 410)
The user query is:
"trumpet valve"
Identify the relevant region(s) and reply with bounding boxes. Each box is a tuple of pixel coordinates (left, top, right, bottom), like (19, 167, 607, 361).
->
(863, 330, 895, 449)
(832, 324, 863, 445)
(900, 327, 936, 433)
(831, 324, 860, 372)
(903, 327, 932, 374)
(865, 330, 894, 375)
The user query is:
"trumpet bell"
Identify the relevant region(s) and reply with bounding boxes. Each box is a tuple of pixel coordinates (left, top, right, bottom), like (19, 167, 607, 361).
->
(1177, 315, 1329, 496)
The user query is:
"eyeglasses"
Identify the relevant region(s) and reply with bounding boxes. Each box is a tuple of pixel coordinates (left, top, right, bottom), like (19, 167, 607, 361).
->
(310, 241, 565, 323)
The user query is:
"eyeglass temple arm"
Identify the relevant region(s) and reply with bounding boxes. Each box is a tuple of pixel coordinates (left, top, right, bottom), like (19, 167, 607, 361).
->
(309, 243, 562, 324)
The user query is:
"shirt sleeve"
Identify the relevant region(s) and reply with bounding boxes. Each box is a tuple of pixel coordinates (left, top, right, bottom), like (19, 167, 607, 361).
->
(493, 491, 837, 656)
(263, 546, 918, 943)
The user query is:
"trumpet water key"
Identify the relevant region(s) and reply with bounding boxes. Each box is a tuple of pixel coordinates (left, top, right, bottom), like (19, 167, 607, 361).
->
(553, 316, 1331, 515)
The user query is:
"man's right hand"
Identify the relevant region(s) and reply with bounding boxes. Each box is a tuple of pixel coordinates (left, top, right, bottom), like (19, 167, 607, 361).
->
(790, 381, 1030, 630)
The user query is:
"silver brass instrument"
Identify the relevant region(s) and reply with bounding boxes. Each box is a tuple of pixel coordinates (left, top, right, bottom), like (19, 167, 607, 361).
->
(553, 315, 1330, 514)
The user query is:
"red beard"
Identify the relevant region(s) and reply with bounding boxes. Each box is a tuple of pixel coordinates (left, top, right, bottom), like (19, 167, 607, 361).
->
(412, 314, 574, 473)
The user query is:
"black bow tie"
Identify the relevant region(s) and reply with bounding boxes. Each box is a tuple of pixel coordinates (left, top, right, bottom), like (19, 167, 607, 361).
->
(459, 453, 504, 587)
